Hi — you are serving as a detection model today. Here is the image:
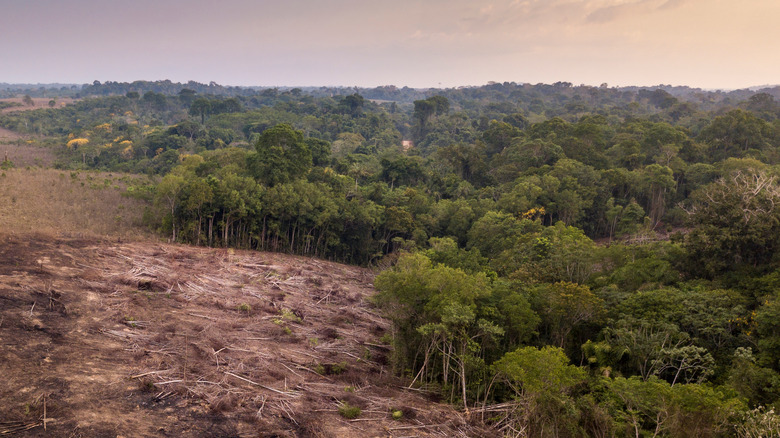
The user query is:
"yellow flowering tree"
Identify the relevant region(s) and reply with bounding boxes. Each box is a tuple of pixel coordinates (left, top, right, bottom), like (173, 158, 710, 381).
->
(119, 140, 134, 159)
(66, 138, 89, 149)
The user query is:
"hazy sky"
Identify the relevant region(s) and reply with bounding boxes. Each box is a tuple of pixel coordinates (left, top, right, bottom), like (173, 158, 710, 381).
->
(2, 0, 778, 89)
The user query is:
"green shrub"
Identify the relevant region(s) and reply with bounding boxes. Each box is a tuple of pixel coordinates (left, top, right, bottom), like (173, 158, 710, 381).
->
(338, 402, 361, 419)
(237, 303, 251, 312)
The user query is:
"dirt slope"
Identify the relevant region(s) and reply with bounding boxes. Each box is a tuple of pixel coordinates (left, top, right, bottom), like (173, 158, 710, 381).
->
(0, 235, 488, 437)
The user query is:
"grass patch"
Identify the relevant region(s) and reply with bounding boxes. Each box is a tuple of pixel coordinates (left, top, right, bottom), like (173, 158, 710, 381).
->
(0, 168, 153, 238)
(236, 303, 251, 313)
(338, 402, 361, 419)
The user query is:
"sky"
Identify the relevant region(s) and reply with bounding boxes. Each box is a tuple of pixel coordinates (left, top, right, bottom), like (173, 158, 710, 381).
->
(1, 0, 778, 89)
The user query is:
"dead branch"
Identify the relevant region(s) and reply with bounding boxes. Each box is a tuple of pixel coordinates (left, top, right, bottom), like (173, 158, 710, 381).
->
(224, 372, 298, 396)
(130, 369, 174, 379)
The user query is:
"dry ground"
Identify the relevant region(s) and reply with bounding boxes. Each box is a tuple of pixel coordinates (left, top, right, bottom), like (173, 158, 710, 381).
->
(0, 235, 490, 437)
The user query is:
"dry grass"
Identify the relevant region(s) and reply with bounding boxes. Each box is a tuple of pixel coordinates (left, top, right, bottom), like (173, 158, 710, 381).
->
(0, 126, 25, 142)
(0, 142, 56, 166)
(0, 97, 76, 114)
(0, 168, 154, 239)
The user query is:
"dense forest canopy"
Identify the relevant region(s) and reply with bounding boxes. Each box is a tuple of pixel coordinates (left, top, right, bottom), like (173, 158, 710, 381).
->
(4, 79, 780, 436)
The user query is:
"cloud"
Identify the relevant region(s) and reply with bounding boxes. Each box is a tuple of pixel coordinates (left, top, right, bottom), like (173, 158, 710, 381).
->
(657, 0, 687, 10)
(586, 0, 657, 24)
(581, 0, 688, 24)
(460, 0, 576, 30)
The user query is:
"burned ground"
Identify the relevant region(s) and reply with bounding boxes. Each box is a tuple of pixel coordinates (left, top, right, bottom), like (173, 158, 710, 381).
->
(0, 234, 490, 437)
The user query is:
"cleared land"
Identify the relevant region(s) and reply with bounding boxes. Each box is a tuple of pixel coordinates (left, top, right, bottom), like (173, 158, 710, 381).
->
(0, 236, 486, 437)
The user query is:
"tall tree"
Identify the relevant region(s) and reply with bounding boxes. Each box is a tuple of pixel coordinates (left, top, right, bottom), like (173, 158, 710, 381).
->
(250, 124, 312, 186)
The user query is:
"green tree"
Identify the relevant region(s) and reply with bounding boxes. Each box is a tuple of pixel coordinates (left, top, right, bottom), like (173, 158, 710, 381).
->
(548, 158, 601, 227)
(251, 124, 312, 186)
(604, 198, 646, 241)
(413, 95, 449, 139)
(491, 346, 586, 436)
(142, 91, 167, 111)
(728, 347, 780, 407)
(756, 293, 780, 371)
(180, 172, 214, 245)
(607, 376, 673, 437)
(683, 168, 780, 277)
(379, 153, 425, 188)
(489, 281, 539, 351)
(537, 221, 598, 284)
(482, 120, 522, 157)
(640, 164, 676, 228)
(178, 88, 197, 105)
(606, 376, 742, 438)
(375, 253, 500, 410)
(189, 97, 212, 124)
(433, 142, 488, 184)
(305, 137, 331, 167)
(466, 211, 525, 260)
(491, 138, 562, 181)
(155, 173, 186, 241)
(532, 281, 603, 349)
(607, 136, 645, 169)
(699, 109, 775, 162)
(340, 93, 365, 117)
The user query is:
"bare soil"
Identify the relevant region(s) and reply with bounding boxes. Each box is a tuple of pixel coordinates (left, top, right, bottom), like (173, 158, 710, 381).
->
(0, 234, 489, 437)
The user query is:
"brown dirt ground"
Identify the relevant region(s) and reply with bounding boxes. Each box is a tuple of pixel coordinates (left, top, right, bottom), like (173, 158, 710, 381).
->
(0, 234, 492, 437)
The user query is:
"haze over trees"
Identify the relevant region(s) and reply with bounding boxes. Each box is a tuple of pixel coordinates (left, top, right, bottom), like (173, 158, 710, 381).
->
(4, 79, 780, 435)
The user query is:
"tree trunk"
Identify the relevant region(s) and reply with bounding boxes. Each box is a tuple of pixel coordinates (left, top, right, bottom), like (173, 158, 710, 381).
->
(196, 213, 202, 246)
(170, 204, 176, 242)
(460, 340, 469, 414)
(223, 215, 230, 247)
(208, 216, 214, 247)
